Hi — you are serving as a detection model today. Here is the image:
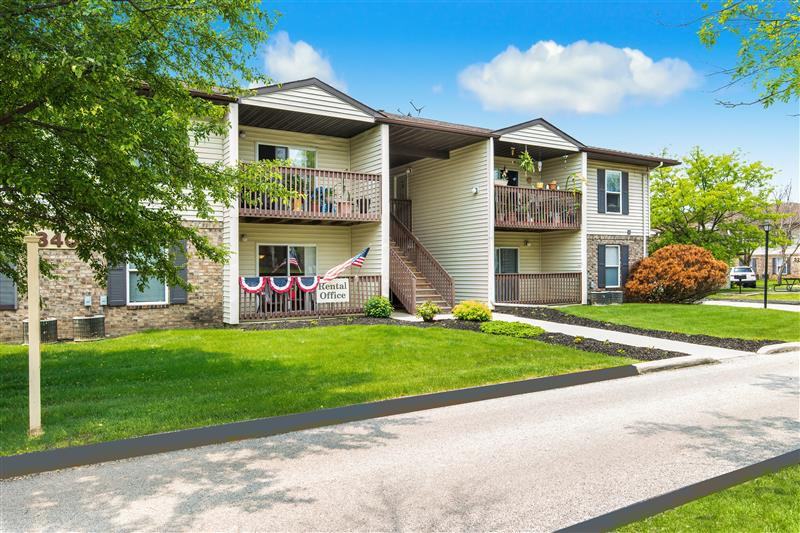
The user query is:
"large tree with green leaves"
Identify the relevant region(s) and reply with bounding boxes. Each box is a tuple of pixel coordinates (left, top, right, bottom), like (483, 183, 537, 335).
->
(698, 0, 800, 108)
(650, 148, 777, 262)
(0, 1, 285, 291)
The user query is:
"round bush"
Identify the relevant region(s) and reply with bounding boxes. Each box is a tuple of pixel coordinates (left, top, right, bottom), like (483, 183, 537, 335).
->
(416, 301, 441, 322)
(452, 301, 492, 322)
(364, 296, 393, 318)
(480, 321, 544, 338)
(624, 244, 728, 303)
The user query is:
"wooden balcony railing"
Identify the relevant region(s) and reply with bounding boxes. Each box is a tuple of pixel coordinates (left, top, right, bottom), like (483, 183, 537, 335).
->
(495, 272, 582, 305)
(240, 275, 381, 320)
(240, 167, 381, 222)
(390, 215, 454, 307)
(390, 199, 412, 230)
(390, 248, 417, 313)
(495, 186, 581, 230)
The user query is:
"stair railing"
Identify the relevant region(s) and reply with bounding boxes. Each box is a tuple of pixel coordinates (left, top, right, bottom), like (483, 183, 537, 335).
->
(390, 247, 417, 314)
(390, 215, 455, 307)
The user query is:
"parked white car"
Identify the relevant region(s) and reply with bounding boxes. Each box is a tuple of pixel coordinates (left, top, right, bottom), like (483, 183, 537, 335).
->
(729, 266, 757, 288)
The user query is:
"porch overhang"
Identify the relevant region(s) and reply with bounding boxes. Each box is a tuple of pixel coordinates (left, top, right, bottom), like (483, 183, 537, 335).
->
(238, 104, 376, 138)
(494, 139, 576, 161)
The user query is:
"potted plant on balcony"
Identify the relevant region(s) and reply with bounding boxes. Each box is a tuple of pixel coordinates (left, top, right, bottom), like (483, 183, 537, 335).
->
(548, 180, 558, 190)
(338, 181, 353, 217)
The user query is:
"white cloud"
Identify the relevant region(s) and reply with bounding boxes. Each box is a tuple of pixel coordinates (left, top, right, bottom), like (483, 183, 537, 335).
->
(263, 31, 346, 90)
(458, 40, 698, 114)
(432, 84, 444, 94)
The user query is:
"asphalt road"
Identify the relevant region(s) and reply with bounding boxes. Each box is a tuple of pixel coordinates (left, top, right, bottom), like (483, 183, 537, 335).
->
(2, 353, 798, 532)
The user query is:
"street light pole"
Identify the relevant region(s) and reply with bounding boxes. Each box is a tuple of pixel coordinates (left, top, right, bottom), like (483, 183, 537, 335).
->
(759, 222, 772, 310)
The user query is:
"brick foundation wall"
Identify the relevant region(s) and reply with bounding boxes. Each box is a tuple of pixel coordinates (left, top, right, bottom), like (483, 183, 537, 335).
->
(586, 234, 645, 302)
(0, 221, 223, 343)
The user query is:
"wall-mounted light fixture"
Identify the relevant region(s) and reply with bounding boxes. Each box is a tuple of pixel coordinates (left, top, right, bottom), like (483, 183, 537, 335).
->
(406, 168, 412, 176)
(239, 130, 246, 138)
(524, 240, 531, 247)
(471, 187, 479, 195)
(240, 234, 248, 242)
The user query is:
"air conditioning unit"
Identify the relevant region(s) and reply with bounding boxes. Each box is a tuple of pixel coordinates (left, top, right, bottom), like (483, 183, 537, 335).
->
(22, 318, 58, 344)
(73, 315, 106, 341)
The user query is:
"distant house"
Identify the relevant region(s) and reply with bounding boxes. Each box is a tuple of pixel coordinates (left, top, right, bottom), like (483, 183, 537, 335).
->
(0, 78, 678, 342)
(744, 202, 800, 278)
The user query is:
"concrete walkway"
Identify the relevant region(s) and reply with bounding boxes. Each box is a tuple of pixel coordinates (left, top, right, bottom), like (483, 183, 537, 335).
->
(2, 353, 797, 532)
(702, 299, 800, 312)
(493, 312, 754, 359)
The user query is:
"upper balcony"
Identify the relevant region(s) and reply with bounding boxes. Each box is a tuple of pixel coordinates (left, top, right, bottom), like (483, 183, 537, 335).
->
(494, 185, 581, 231)
(240, 166, 381, 224)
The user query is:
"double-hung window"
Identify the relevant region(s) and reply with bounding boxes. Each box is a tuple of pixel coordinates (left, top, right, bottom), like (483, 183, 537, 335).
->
(604, 245, 621, 288)
(494, 248, 519, 274)
(605, 170, 622, 213)
(258, 245, 317, 277)
(127, 263, 168, 305)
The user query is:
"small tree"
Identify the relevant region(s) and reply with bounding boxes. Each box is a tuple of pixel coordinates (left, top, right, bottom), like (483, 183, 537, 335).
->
(625, 244, 728, 303)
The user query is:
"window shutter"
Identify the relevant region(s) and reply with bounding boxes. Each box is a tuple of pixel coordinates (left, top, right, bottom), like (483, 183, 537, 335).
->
(597, 169, 606, 213)
(621, 171, 629, 215)
(787, 259, 792, 274)
(170, 241, 188, 305)
(0, 272, 17, 310)
(621, 245, 630, 285)
(771, 258, 777, 274)
(107, 263, 126, 306)
(597, 245, 606, 288)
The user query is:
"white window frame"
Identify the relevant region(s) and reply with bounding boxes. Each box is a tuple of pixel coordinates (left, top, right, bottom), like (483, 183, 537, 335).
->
(256, 143, 317, 169)
(604, 245, 621, 288)
(605, 169, 622, 214)
(255, 242, 319, 277)
(126, 263, 168, 306)
(494, 247, 520, 274)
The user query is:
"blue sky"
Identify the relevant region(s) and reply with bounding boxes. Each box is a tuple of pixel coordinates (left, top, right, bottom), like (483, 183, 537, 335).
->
(256, 1, 798, 197)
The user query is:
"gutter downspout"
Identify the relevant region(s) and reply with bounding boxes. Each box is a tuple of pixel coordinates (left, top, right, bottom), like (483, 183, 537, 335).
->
(644, 161, 663, 258)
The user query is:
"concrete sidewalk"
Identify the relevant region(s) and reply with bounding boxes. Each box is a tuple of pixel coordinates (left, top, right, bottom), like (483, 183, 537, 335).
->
(493, 312, 754, 359)
(702, 300, 800, 312)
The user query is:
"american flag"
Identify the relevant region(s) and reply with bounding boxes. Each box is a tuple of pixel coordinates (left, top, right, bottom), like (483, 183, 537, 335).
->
(321, 247, 370, 282)
(277, 248, 301, 270)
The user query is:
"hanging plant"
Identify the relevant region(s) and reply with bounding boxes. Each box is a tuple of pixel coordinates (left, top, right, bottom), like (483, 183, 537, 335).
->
(517, 150, 535, 176)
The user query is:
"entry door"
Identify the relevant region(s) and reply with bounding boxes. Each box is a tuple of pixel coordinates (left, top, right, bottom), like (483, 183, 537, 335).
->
(392, 174, 409, 200)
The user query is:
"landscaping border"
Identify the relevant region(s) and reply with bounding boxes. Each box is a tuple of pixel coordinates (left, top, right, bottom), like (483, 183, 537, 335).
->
(1, 365, 640, 479)
(497, 306, 782, 352)
(557, 448, 800, 532)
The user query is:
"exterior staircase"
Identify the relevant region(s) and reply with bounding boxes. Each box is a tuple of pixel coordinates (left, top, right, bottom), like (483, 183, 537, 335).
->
(389, 215, 454, 314)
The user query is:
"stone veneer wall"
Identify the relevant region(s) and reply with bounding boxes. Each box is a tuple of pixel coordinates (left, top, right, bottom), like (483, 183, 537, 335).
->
(0, 221, 223, 343)
(586, 234, 645, 301)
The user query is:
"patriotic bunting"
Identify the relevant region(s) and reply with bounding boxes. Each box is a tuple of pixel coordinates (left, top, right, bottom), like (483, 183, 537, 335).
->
(268, 276, 294, 293)
(239, 276, 267, 294)
(296, 276, 320, 293)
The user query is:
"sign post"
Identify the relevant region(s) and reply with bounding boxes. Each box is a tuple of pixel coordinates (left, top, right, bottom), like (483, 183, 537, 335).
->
(24, 235, 42, 436)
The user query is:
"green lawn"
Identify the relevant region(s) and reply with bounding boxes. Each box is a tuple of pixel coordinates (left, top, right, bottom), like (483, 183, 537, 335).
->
(707, 279, 800, 303)
(618, 465, 800, 532)
(0, 325, 633, 456)
(562, 304, 800, 341)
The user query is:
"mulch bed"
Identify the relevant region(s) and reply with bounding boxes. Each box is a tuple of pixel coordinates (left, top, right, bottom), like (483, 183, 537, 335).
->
(496, 306, 781, 353)
(240, 315, 683, 361)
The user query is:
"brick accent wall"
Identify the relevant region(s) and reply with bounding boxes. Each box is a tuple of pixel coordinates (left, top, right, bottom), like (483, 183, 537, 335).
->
(0, 221, 223, 343)
(586, 234, 645, 301)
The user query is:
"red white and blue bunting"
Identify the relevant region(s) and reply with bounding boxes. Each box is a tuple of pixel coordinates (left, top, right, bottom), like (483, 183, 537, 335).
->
(295, 276, 320, 293)
(239, 276, 267, 294)
(268, 276, 294, 294)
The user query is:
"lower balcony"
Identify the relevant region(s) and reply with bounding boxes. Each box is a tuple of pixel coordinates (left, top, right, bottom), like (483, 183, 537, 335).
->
(239, 275, 381, 320)
(495, 185, 581, 231)
(495, 272, 582, 305)
(240, 167, 381, 225)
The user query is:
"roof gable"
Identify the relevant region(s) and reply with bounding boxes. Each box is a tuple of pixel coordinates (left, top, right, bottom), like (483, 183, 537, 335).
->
(242, 78, 377, 123)
(494, 118, 582, 151)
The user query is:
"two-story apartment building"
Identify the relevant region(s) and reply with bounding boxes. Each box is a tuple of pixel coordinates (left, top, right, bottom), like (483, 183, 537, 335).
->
(0, 78, 678, 342)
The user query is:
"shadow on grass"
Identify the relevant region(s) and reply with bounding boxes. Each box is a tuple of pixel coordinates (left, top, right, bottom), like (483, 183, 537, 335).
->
(624, 412, 800, 466)
(2, 415, 424, 531)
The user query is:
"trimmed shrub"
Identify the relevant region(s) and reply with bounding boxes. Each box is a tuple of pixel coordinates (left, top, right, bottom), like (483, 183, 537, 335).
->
(364, 296, 393, 318)
(480, 321, 544, 338)
(452, 301, 492, 322)
(416, 301, 441, 322)
(624, 244, 728, 303)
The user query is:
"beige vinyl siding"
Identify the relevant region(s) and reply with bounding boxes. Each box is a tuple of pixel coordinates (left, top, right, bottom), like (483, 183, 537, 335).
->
(495, 232, 541, 272)
(498, 124, 578, 151)
(192, 130, 225, 164)
(586, 160, 648, 236)
(238, 126, 350, 170)
(395, 141, 491, 303)
(494, 152, 582, 189)
(350, 223, 382, 276)
(242, 86, 373, 122)
(349, 126, 383, 174)
(540, 230, 582, 271)
(239, 224, 352, 276)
